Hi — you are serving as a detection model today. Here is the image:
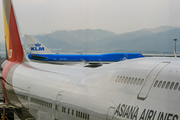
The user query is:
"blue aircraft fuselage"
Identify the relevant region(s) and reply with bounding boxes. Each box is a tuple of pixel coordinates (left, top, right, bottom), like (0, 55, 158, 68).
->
(28, 53, 144, 62)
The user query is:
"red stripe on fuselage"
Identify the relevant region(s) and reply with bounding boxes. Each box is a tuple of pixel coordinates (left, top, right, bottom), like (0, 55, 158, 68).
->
(9, 4, 23, 62)
(2, 61, 17, 103)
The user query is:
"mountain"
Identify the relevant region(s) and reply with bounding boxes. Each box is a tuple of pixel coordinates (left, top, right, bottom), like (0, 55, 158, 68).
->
(88, 26, 180, 53)
(35, 29, 116, 52)
(1, 26, 179, 54)
(48, 29, 116, 42)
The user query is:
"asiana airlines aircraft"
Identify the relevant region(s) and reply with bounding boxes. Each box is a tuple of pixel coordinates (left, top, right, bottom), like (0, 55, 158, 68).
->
(1, 0, 180, 120)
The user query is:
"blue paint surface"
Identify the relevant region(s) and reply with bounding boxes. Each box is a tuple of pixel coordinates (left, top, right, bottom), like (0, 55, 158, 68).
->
(28, 53, 144, 62)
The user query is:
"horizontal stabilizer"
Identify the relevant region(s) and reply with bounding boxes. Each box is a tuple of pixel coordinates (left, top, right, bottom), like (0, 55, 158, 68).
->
(29, 54, 48, 60)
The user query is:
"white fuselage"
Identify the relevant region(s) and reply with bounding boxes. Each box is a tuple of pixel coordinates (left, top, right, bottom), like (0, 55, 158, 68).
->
(3, 57, 180, 120)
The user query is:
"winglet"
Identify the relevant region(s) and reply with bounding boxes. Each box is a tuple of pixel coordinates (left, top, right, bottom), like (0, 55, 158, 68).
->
(2, 0, 30, 62)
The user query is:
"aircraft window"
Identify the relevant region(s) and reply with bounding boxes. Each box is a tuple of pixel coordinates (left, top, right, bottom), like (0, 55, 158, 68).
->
(130, 78, 134, 84)
(76, 111, 78, 117)
(43, 101, 45, 106)
(55, 105, 58, 110)
(83, 113, 85, 119)
(79, 112, 80, 117)
(118, 76, 122, 82)
(170, 82, 175, 89)
(161, 81, 166, 88)
(121, 76, 125, 83)
(81, 112, 82, 118)
(157, 81, 162, 88)
(136, 78, 141, 85)
(165, 82, 170, 89)
(124, 77, 128, 83)
(140, 79, 144, 85)
(115, 76, 119, 82)
(72, 110, 74, 115)
(88, 114, 89, 120)
(174, 83, 179, 90)
(78, 112, 81, 117)
(85, 114, 87, 119)
(127, 77, 131, 84)
(133, 78, 137, 84)
(68, 108, 70, 114)
(154, 80, 158, 87)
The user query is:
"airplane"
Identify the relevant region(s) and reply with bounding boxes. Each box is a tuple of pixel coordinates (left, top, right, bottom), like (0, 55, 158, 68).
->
(25, 35, 144, 65)
(1, 0, 180, 120)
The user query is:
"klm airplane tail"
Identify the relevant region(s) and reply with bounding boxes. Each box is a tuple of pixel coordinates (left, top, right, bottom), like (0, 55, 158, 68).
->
(25, 35, 52, 54)
(2, 0, 29, 62)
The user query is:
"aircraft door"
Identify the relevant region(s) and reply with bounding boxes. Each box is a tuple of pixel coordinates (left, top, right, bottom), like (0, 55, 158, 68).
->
(138, 62, 170, 100)
(55, 94, 61, 120)
(106, 107, 115, 120)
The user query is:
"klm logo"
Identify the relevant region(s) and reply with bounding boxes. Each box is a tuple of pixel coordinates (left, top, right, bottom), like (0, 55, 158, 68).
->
(31, 43, 44, 51)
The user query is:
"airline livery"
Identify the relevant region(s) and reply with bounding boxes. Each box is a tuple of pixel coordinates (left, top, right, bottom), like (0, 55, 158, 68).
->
(25, 35, 144, 65)
(1, 0, 180, 120)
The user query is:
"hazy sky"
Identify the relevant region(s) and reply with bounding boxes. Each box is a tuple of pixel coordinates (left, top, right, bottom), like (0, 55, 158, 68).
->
(0, 0, 180, 43)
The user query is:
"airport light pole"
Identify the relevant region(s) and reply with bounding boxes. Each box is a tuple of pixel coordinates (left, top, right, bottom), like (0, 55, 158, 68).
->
(174, 39, 177, 54)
